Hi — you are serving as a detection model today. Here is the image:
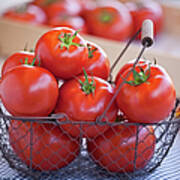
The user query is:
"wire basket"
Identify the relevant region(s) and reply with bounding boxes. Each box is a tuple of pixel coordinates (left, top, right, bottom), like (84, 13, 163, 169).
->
(0, 101, 180, 180)
(0, 20, 180, 180)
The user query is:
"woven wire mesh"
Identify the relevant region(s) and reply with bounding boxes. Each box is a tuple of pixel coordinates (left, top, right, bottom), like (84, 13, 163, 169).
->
(0, 100, 179, 180)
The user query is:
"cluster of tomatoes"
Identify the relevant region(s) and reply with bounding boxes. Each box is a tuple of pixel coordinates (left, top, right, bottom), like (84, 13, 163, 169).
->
(3, 0, 163, 41)
(0, 27, 176, 173)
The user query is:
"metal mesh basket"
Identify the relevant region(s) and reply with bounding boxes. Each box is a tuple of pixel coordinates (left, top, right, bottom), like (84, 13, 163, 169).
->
(0, 21, 180, 180)
(0, 100, 179, 180)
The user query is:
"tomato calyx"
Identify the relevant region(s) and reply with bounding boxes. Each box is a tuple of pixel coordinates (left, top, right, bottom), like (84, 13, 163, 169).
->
(20, 57, 39, 66)
(125, 65, 151, 86)
(58, 31, 83, 50)
(133, 1, 145, 10)
(99, 11, 114, 23)
(87, 44, 98, 58)
(115, 114, 126, 122)
(15, 5, 28, 14)
(43, 0, 59, 6)
(79, 69, 96, 95)
(24, 43, 34, 53)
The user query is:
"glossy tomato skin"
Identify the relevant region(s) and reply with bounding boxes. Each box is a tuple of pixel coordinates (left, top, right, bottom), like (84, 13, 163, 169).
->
(3, 4, 47, 25)
(35, 27, 88, 80)
(1, 51, 38, 77)
(55, 75, 118, 138)
(115, 63, 176, 123)
(0, 65, 59, 116)
(126, 0, 163, 38)
(9, 120, 80, 171)
(48, 15, 87, 34)
(85, 0, 133, 41)
(88, 125, 155, 172)
(84, 41, 110, 80)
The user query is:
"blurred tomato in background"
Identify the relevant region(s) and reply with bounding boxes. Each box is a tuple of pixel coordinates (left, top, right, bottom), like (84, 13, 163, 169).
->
(32, 0, 82, 19)
(125, 0, 163, 38)
(3, 4, 47, 25)
(85, 0, 133, 41)
(2, 0, 164, 41)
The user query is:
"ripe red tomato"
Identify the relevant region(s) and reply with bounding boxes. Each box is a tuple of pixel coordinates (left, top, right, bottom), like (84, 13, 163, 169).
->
(85, 0, 133, 41)
(9, 120, 80, 171)
(33, 0, 82, 19)
(35, 27, 88, 80)
(115, 61, 176, 123)
(83, 41, 110, 80)
(3, 4, 47, 25)
(1, 51, 39, 77)
(55, 73, 118, 138)
(88, 125, 155, 172)
(48, 15, 87, 34)
(126, 0, 163, 38)
(0, 65, 59, 116)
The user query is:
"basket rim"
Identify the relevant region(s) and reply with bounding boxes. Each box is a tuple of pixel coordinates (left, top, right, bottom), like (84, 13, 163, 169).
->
(0, 98, 179, 127)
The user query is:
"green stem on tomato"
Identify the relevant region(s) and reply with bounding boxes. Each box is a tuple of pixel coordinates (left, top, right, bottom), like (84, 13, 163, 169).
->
(99, 11, 114, 23)
(79, 69, 96, 95)
(43, 0, 59, 6)
(58, 30, 83, 50)
(20, 57, 39, 66)
(15, 5, 27, 14)
(87, 44, 98, 59)
(125, 64, 151, 86)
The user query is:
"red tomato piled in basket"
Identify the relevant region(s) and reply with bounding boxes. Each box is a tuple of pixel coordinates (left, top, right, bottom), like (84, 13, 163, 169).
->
(0, 27, 176, 172)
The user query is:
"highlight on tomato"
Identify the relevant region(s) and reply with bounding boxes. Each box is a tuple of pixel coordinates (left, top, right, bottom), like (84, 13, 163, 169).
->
(88, 124, 155, 172)
(115, 60, 176, 123)
(55, 69, 118, 138)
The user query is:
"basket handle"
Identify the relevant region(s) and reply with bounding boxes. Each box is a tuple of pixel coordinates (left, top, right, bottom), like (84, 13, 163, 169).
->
(141, 19, 154, 47)
(98, 19, 154, 123)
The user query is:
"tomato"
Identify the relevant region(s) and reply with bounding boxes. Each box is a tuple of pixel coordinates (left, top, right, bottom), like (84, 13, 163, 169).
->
(3, 4, 47, 25)
(0, 65, 59, 116)
(115, 61, 176, 123)
(55, 72, 118, 138)
(88, 125, 155, 172)
(83, 41, 110, 80)
(1, 51, 39, 78)
(85, 0, 133, 41)
(35, 27, 87, 80)
(126, 0, 163, 38)
(33, 0, 82, 19)
(9, 120, 80, 171)
(48, 15, 87, 34)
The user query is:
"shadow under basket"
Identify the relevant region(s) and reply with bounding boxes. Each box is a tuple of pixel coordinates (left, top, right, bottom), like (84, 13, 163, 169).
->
(0, 99, 179, 180)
